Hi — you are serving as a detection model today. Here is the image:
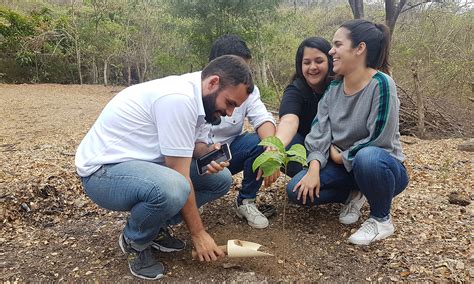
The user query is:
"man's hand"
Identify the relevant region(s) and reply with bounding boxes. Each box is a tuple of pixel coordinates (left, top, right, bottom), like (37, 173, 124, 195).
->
(329, 145, 343, 164)
(255, 146, 280, 187)
(191, 229, 225, 262)
(204, 143, 230, 174)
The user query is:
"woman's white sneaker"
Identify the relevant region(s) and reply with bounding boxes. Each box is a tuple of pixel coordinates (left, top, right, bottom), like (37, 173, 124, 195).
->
(339, 191, 367, 225)
(348, 217, 395, 245)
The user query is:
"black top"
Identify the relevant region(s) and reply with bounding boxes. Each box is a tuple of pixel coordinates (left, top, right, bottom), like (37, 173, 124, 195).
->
(279, 78, 324, 137)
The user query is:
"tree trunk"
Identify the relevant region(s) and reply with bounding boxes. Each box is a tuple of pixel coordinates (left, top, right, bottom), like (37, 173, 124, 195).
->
(75, 41, 82, 85)
(256, 30, 268, 87)
(348, 0, 364, 19)
(34, 52, 39, 82)
(92, 57, 98, 84)
(411, 62, 425, 138)
(260, 57, 268, 87)
(136, 62, 143, 83)
(103, 60, 108, 86)
(71, 0, 82, 85)
(385, 0, 407, 36)
(127, 65, 131, 86)
(142, 58, 147, 82)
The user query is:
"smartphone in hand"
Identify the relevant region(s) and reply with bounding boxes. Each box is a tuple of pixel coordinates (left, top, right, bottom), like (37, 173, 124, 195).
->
(196, 143, 232, 175)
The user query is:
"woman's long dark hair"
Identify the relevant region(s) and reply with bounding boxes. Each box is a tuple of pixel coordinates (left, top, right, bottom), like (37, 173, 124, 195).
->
(340, 19, 391, 75)
(291, 36, 334, 90)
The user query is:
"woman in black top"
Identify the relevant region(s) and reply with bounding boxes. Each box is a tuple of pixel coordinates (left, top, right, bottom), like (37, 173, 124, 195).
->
(276, 37, 334, 176)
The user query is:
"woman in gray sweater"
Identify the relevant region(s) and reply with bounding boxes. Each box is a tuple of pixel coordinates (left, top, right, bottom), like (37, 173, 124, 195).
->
(287, 19, 409, 245)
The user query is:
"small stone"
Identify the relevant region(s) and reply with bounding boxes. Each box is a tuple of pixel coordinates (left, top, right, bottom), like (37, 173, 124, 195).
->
(222, 262, 240, 269)
(457, 140, 474, 152)
(455, 261, 465, 270)
(389, 276, 399, 281)
(448, 192, 471, 206)
(20, 203, 31, 212)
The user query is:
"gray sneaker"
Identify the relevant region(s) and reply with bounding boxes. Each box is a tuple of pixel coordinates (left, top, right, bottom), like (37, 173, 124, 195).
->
(119, 234, 165, 280)
(236, 198, 269, 229)
(151, 227, 186, 252)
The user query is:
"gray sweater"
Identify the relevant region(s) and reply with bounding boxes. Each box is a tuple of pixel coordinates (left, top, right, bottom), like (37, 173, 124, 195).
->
(305, 71, 405, 172)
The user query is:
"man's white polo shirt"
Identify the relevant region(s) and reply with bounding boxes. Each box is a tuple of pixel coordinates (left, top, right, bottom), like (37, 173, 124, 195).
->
(75, 72, 205, 177)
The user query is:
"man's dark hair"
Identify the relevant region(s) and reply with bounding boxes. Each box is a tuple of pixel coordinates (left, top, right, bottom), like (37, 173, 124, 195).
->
(208, 34, 252, 62)
(202, 55, 254, 94)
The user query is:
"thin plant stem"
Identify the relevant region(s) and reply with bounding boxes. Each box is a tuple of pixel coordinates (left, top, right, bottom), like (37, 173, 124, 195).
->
(282, 163, 288, 230)
(282, 163, 290, 265)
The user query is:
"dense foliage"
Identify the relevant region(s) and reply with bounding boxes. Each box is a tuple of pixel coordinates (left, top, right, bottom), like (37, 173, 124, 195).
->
(0, 1, 472, 115)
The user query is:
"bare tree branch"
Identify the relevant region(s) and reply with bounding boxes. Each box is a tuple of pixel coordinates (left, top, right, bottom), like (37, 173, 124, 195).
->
(401, 0, 441, 13)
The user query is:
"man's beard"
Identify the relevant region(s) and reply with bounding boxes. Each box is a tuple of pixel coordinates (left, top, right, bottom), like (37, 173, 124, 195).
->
(202, 90, 223, 125)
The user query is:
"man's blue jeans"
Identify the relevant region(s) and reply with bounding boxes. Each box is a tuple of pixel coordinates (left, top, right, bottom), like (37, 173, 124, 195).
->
(81, 160, 232, 249)
(227, 132, 264, 200)
(287, 146, 408, 219)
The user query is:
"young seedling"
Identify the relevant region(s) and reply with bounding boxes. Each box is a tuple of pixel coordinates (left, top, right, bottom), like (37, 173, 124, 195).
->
(252, 136, 307, 228)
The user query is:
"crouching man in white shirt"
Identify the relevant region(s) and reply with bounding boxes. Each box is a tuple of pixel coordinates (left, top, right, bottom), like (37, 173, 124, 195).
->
(75, 55, 253, 280)
(195, 35, 279, 229)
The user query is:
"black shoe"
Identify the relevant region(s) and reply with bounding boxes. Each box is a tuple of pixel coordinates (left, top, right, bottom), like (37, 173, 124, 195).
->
(151, 227, 186, 252)
(119, 234, 165, 280)
(258, 204, 277, 218)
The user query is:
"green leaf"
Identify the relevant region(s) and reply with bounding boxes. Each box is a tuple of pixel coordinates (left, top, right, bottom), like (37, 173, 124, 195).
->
(287, 155, 308, 167)
(252, 151, 284, 172)
(258, 136, 285, 153)
(286, 144, 306, 160)
(259, 160, 281, 177)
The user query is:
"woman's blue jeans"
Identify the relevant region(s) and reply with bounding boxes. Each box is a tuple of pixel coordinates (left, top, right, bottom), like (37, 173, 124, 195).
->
(81, 160, 232, 248)
(287, 146, 408, 219)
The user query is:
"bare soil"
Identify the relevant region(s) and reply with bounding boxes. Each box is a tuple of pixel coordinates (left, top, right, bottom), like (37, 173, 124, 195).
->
(1, 84, 473, 282)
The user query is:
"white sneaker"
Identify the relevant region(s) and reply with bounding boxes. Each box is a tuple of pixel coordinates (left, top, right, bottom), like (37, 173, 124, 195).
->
(339, 191, 367, 225)
(348, 217, 395, 245)
(236, 199, 269, 229)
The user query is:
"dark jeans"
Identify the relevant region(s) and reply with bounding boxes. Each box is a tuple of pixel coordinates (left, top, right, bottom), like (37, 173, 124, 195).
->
(227, 132, 265, 200)
(287, 146, 409, 219)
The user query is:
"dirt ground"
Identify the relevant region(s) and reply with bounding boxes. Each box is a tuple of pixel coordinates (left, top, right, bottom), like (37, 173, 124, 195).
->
(1, 84, 473, 282)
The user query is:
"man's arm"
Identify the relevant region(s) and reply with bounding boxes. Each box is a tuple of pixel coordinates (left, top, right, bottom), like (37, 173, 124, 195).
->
(255, 121, 276, 140)
(164, 156, 224, 261)
(246, 86, 276, 135)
